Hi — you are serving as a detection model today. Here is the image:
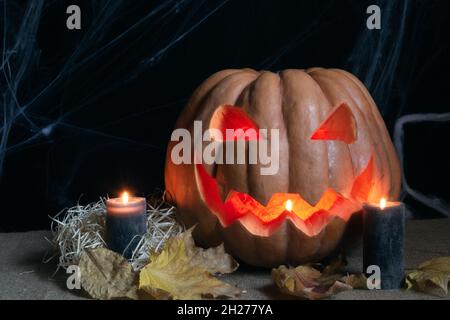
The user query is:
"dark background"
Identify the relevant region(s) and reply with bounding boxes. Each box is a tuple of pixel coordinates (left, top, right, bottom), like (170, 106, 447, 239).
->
(1, 0, 449, 231)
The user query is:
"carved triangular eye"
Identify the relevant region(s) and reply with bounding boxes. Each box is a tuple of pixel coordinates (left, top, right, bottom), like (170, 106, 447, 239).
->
(310, 102, 357, 144)
(209, 105, 260, 141)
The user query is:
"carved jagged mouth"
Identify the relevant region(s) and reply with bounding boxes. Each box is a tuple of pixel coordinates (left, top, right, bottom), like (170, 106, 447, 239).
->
(195, 153, 375, 237)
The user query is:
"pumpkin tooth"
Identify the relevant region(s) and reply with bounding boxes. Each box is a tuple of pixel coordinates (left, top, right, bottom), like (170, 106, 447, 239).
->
(195, 162, 361, 237)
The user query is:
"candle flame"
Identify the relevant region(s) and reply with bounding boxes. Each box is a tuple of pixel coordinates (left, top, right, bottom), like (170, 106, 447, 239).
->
(380, 198, 387, 210)
(122, 191, 129, 204)
(285, 199, 293, 212)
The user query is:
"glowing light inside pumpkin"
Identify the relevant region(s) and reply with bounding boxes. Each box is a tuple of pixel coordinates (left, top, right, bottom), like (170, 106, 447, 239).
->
(310, 102, 357, 144)
(380, 198, 387, 210)
(209, 105, 260, 141)
(122, 191, 129, 204)
(194, 144, 379, 237)
(285, 199, 293, 212)
(192, 100, 381, 237)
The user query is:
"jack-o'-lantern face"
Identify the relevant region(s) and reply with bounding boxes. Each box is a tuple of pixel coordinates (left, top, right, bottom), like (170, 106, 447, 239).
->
(165, 68, 401, 267)
(195, 103, 378, 238)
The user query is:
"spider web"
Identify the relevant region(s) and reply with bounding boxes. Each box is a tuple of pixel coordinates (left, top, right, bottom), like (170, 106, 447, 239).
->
(0, 0, 229, 176)
(1, 0, 449, 221)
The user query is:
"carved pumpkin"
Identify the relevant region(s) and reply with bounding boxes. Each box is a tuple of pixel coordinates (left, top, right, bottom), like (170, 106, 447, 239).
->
(165, 68, 401, 267)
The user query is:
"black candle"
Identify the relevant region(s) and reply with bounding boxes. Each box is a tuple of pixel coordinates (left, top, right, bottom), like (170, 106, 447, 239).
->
(363, 199, 405, 289)
(106, 192, 147, 259)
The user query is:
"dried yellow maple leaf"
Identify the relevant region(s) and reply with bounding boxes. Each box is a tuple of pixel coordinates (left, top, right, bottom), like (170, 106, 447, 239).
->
(139, 228, 241, 300)
(406, 256, 450, 296)
(79, 248, 139, 300)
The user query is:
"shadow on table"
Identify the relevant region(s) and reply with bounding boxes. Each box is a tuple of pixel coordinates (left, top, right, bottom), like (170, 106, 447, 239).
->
(14, 243, 90, 299)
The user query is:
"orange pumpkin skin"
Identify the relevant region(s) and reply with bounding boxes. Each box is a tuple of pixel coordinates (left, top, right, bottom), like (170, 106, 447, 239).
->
(165, 68, 401, 267)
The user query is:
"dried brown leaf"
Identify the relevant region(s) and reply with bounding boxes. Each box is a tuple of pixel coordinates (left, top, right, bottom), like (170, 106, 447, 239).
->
(183, 227, 239, 274)
(406, 256, 450, 296)
(79, 248, 138, 300)
(272, 265, 352, 300)
(341, 274, 368, 289)
(322, 255, 347, 275)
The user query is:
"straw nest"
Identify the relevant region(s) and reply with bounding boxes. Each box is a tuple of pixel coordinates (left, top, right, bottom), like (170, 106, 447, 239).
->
(46, 194, 184, 271)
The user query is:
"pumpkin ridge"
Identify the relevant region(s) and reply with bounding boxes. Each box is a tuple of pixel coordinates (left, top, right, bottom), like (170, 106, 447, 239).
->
(308, 71, 354, 166)
(246, 71, 290, 260)
(312, 69, 375, 182)
(307, 69, 356, 195)
(232, 79, 253, 197)
(344, 75, 392, 196)
(329, 70, 391, 200)
(208, 71, 259, 199)
(246, 71, 288, 204)
(244, 76, 260, 202)
(277, 71, 290, 200)
(278, 71, 291, 197)
(302, 70, 332, 200)
(177, 69, 241, 129)
(332, 69, 400, 198)
(280, 70, 329, 204)
(198, 70, 258, 130)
